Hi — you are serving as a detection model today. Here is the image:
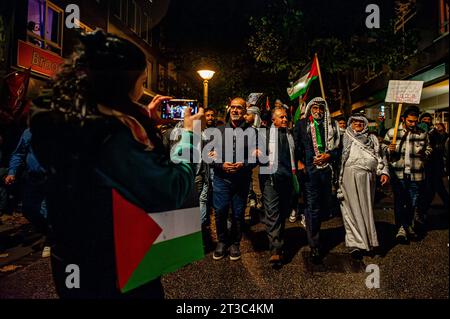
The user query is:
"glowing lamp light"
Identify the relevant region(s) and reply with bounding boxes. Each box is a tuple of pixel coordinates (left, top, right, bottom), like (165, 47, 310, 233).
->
(197, 70, 215, 80)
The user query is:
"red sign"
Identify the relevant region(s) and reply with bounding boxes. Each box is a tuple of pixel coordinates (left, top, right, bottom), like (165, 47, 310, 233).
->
(17, 40, 64, 78)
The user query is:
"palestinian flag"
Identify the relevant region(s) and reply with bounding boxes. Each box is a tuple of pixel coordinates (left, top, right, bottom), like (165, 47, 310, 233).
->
(113, 189, 204, 293)
(287, 56, 319, 101)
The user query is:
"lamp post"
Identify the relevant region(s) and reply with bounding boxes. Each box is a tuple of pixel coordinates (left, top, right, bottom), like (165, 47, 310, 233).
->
(197, 69, 215, 107)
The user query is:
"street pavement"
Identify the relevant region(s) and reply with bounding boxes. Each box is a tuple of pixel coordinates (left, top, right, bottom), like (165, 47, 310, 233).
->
(0, 199, 448, 299)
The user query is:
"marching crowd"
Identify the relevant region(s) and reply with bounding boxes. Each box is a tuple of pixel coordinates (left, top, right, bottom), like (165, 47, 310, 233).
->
(0, 30, 448, 298)
(196, 97, 449, 266)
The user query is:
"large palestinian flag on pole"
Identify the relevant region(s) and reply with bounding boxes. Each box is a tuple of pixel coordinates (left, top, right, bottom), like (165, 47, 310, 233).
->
(287, 56, 319, 101)
(112, 189, 204, 293)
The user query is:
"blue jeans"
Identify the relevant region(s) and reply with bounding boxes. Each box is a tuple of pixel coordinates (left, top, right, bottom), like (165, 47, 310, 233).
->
(21, 175, 48, 234)
(199, 168, 214, 226)
(391, 174, 423, 229)
(0, 167, 8, 212)
(213, 174, 251, 245)
(303, 167, 333, 248)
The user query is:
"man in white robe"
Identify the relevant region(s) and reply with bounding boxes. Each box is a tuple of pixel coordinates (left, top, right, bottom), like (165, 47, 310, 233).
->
(337, 114, 390, 259)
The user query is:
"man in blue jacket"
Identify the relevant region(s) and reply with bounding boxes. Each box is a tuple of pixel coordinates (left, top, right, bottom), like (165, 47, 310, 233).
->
(4, 128, 49, 256)
(5, 129, 47, 222)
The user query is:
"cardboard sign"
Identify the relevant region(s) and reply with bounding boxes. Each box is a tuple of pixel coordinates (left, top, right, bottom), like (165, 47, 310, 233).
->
(385, 80, 424, 104)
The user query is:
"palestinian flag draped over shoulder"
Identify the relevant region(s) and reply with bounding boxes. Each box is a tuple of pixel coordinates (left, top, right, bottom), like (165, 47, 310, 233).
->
(287, 56, 319, 101)
(112, 189, 204, 293)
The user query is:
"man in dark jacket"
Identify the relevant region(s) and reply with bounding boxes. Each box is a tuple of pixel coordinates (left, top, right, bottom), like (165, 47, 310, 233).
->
(211, 97, 257, 261)
(293, 97, 340, 263)
(260, 107, 296, 265)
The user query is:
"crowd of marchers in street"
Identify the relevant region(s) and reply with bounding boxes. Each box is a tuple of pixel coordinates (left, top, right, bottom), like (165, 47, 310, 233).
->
(190, 98, 448, 266)
(0, 30, 448, 298)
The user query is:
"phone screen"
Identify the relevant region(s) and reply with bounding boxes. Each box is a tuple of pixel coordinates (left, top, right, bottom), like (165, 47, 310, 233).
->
(161, 99, 198, 120)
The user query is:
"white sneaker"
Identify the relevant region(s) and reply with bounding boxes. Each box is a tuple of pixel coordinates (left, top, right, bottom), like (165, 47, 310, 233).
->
(289, 210, 297, 223)
(42, 246, 51, 258)
(300, 214, 306, 228)
(396, 226, 408, 242)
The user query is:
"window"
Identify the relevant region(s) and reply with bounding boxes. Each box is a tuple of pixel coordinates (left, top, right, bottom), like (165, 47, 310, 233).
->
(121, 0, 128, 24)
(144, 61, 153, 89)
(394, 0, 417, 33)
(158, 64, 166, 92)
(128, 1, 136, 30)
(136, 9, 141, 36)
(45, 4, 62, 45)
(111, 0, 121, 18)
(142, 13, 148, 42)
(147, 19, 153, 46)
(27, 0, 63, 55)
(439, 0, 449, 34)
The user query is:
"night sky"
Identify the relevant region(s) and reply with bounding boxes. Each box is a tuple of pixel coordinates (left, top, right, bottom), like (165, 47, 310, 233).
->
(165, 0, 396, 54)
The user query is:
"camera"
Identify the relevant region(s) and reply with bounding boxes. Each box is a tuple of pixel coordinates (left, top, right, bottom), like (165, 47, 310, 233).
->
(160, 99, 198, 120)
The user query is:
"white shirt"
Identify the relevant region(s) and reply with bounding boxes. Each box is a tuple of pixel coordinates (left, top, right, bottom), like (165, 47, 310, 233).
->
(404, 132, 411, 175)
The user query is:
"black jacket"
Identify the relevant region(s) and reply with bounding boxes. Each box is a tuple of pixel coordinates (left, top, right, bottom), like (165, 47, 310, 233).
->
(293, 118, 341, 172)
(211, 121, 257, 180)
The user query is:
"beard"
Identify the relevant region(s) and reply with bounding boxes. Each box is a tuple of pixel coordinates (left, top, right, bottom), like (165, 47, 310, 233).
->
(312, 112, 324, 120)
(230, 114, 241, 121)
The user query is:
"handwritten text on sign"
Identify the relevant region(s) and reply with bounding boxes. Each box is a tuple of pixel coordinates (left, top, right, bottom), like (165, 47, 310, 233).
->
(385, 80, 424, 104)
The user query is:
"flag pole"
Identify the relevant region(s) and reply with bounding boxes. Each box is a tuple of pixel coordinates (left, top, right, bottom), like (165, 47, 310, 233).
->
(392, 103, 403, 144)
(314, 53, 326, 100)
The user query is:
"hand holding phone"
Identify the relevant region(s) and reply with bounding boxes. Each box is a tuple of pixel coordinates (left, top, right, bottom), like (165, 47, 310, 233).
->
(161, 99, 198, 120)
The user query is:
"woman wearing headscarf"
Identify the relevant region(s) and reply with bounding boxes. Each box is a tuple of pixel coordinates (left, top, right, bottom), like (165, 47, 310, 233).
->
(30, 30, 203, 298)
(337, 114, 389, 259)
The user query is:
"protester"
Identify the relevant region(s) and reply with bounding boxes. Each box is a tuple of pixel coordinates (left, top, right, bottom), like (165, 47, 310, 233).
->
(293, 97, 340, 263)
(244, 106, 263, 211)
(419, 114, 449, 216)
(384, 106, 432, 242)
(195, 107, 217, 250)
(0, 134, 7, 218)
(259, 107, 296, 265)
(336, 116, 346, 148)
(337, 114, 389, 259)
(244, 106, 262, 129)
(4, 128, 50, 257)
(211, 97, 256, 261)
(30, 30, 203, 298)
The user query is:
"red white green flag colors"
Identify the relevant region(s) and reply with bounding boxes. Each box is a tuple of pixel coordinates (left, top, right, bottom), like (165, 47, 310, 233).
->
(287, 55, 320, 101)
(112, 189, 204, 293)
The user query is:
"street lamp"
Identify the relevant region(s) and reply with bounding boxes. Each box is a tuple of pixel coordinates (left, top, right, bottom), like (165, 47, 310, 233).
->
(197, 69, 215, 107)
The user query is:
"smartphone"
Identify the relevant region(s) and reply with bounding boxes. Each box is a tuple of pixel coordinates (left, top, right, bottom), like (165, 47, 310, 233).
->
(160, 99, 198, 120)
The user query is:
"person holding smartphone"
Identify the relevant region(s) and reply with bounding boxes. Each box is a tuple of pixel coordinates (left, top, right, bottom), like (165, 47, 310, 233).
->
(30, 30, 203, 298)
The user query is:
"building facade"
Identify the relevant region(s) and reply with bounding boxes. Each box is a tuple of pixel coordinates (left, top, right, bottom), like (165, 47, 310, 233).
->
(0, 0, 197, 107)
(329, 0, 449, 131)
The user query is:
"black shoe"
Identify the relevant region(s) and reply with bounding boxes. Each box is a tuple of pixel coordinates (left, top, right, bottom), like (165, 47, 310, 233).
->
(350, 248, 363, 260)
(201, 225, 214, 253)
(213, 242, 227, 260)
(310, 247, 322, 264)
(229, 244, 241, 261)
